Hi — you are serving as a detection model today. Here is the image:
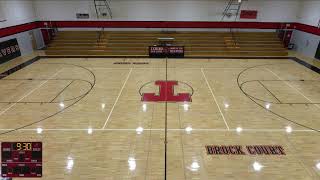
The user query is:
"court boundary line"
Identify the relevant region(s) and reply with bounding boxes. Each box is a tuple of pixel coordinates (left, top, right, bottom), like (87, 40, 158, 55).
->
(101, 68, 133, 129)
(237, 63, 320, 133)
(88, 67, 248, 70)
(0, 62, 96, 136)
(201, 68, 230, 130)
(0, 79, 93, 104)
(177, 103, 187, 180)
(240, 79, 320, 105)
(265, 67, 320, 109)
(2, 56, 319, 80)
(0, 56, 319, 136)
(0, 128, 318, 132)
(0, 68, 63, 116)
(0, 56, 40, 79)
(38, 56, 294, 59)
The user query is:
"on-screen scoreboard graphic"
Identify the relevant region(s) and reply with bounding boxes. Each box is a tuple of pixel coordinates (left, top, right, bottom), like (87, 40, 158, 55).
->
(1, 142, 42, 178)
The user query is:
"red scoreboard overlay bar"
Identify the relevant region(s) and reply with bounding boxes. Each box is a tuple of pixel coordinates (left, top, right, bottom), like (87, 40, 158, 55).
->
(1, 142, 42, 178)
(240, 10, 258, 19)
(149, 46, 184, 58)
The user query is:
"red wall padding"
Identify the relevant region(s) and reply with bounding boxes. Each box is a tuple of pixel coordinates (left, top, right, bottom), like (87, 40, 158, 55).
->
(0, 21, 319, 38)
(294, 23, 320, 36)
(0, 22, 40, 38)
(39, 21, 285, 29)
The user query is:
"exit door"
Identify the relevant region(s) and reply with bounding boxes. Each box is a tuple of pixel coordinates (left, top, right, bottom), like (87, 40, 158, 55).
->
(316, 41, 320, 60)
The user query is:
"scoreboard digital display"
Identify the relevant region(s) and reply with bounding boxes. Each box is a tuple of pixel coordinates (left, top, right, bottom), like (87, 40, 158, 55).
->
(149, 46, 184, 58)
(1, 142, 42, 178)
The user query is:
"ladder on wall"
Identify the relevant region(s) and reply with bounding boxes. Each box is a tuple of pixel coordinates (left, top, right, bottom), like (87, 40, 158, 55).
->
(94, 0, 112, 44)
(221, 0, 244, 47)
(221, 0, 242, 21)
(94, 0, 112, 19)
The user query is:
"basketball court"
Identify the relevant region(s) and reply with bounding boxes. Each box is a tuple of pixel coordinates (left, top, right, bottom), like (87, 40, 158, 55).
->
(1, 0, 320, 179)
(0, 57, 319, 179)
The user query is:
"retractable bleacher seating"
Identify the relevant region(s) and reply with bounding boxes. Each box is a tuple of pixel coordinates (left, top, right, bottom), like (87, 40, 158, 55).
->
(45, 31, 288, 57)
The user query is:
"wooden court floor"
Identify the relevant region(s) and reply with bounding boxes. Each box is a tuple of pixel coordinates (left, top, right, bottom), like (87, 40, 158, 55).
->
(0, 57, 319, 179)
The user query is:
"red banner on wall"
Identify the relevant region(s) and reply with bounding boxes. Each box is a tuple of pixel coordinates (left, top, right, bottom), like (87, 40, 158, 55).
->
(240, 10, 258, 19)
(149, 46, 184, 58)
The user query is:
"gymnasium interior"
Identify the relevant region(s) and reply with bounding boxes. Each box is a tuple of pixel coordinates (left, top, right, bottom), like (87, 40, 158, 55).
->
(0, 0, 320, 179)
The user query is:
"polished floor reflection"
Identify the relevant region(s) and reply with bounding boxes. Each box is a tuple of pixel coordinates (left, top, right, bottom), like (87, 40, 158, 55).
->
(0, 57, 319, 179)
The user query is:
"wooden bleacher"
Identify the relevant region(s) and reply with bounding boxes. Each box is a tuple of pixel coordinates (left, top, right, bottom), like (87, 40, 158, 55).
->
(45, 31, 288, 57)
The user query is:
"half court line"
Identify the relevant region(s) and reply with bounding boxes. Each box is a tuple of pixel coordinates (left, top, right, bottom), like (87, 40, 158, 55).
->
(0, 68, 63, 116)
(266, 67, 320, 109)
(201, 68, 230, 130)
(102, 68, 133, 129)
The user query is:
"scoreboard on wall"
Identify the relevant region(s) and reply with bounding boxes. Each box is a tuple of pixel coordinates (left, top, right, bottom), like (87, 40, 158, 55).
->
(1, 142, 42, 178)
(149, 46, 184, 58)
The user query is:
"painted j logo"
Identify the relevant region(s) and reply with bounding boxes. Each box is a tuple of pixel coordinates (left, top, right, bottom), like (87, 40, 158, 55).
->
(141, 81, 192, 102)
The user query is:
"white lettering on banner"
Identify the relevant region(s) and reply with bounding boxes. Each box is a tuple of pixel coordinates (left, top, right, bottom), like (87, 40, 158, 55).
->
(1, 49, 7, 56)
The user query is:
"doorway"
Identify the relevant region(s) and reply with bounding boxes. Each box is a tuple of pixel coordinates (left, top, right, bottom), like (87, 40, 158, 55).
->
(315, 40, 320, 60)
